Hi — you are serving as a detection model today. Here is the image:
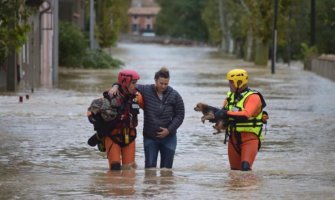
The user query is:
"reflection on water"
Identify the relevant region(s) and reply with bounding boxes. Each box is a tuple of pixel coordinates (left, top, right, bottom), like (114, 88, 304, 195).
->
(1, 43, 335, 199)
(59, 68, 119, 93)
(142, 169, 176, 198)
(90, 170, 137, 197)
(225, 171, 261, 190)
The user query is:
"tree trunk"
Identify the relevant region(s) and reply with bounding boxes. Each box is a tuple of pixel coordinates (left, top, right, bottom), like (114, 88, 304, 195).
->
(218, 0, 230, 53)
(244, 29, 253, 61)
(6, 52, 17, 91)
(254, 38, 269, 66)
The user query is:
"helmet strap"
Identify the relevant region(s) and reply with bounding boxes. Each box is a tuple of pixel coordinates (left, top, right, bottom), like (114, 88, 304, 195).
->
(235, 85, 240, 94)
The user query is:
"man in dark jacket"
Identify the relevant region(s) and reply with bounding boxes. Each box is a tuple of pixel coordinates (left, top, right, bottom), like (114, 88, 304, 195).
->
(110, 67, 185, 169)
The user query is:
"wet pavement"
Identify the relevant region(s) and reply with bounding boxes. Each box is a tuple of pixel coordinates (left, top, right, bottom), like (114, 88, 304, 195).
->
(0, 43, 335, 200)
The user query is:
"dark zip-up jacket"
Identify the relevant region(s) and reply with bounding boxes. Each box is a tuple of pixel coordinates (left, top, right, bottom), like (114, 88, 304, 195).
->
(137, 84, 185, 138)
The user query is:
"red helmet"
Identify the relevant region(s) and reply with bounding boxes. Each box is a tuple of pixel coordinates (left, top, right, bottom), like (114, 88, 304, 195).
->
(118, 69, 140, 92)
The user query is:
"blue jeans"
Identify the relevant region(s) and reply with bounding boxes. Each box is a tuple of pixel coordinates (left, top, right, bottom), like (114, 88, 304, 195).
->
(144, 134, 177, 169)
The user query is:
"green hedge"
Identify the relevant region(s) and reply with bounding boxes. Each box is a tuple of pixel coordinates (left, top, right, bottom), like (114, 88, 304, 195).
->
(59, 22, 123, 69)
(59, 22, 86, 67)
(82, 49, 124, 69)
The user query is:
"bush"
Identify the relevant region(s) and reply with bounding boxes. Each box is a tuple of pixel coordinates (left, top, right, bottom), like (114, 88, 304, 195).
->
(59, 22, 123, 69)
(59, 22, 87, 67)
(82, 49, 124, 69)
(301, 43, 318, 70)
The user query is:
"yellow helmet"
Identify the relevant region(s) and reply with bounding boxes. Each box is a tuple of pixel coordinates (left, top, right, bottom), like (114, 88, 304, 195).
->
(226, 69, 248, 88)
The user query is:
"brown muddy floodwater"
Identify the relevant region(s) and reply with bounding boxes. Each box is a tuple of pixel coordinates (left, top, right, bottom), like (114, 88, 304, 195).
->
(1, 43, 335, 200)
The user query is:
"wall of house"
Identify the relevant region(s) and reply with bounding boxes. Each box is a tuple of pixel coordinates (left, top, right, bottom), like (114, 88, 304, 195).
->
(23, 14, 41, 91)
(129, 14, 156, 34)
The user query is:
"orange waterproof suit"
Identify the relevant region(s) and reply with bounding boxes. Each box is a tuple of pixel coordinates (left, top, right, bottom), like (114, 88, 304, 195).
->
(104, 91, 143, 170)
(224, 89, 266, 170)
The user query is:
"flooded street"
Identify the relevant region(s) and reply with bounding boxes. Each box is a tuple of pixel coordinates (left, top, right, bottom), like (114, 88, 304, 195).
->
(1, 43, 335, 199)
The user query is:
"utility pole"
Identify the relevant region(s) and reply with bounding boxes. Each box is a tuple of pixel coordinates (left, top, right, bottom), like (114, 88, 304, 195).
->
(52, 0, 59, 87)
(90, 0, 96, 50)
(271, 0, 278, 74)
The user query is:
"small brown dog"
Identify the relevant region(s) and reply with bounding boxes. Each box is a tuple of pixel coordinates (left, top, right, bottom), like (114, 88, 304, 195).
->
(194, 102, 225, 134)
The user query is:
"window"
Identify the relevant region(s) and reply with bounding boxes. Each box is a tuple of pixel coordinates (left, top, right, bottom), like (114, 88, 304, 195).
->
(132, 24, 138, 32)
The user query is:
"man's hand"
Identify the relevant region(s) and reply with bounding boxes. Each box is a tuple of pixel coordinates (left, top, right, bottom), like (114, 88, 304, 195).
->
(108, 85, 120, 97)
(214, 109, 228, 121)
(156, 127, 169, 138)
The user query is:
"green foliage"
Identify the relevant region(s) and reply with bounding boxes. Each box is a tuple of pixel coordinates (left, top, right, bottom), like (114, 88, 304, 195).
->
(201, 0, 335, 63)
(82, 49, 124, 69)
(315, 0, 335, 54)
(300, 42, 318, 60)
(95, 0, 130, 48)
(156, 0, 208, 41)
(276, 0, 310, 61)
(202, 1, 221, 45)
(59, 22, 123, 68)
(0, 0, 32, 65)
(225, 2, 242, 40)
(238, 0, 272, 44)
(59, 22, 87, 67)
(301, 42, 318, 70)
(276, 0, 335, 61)
(153, 0, 334, 61)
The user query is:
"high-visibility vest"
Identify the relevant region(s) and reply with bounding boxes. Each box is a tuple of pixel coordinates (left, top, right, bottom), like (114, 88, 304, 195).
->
(225, 89, 265, 141)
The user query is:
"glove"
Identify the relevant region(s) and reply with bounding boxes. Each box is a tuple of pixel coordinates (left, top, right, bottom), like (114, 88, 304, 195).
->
(214, 109, 228, 121)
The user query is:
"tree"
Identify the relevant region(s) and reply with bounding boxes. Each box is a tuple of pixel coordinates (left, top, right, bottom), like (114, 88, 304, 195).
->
(59, 22, 86, 67)
(95, 0, 130, 48)
(156, 0, 208, 41)
(276, 0, 309, 62)
(315, 0, 335, 54)
(154, 0, 335, 64)
(202, 1, 221, 45)
(0, 0, 31, 65)
(218, 0, 233, 53)
(240, 0, 273, 65)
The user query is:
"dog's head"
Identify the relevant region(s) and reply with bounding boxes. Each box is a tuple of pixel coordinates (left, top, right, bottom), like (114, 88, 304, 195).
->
(194, 102, 208, 112)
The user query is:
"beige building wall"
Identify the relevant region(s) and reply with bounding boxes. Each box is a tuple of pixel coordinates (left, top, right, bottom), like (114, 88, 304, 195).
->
(40, 2, 54, 87)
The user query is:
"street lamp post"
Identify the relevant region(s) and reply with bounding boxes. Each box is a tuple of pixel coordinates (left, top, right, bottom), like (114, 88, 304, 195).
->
(271, 0, 278, 74)
(52, 0, 59, 87)
(90, 0, 96, 50)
